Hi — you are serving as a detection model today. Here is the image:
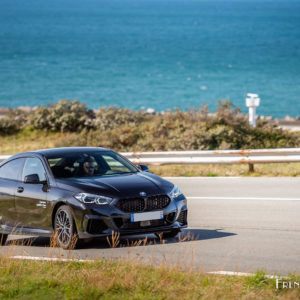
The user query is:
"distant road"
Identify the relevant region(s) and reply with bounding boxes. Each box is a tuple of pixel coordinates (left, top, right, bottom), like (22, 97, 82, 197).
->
(2, 177, 300, 275)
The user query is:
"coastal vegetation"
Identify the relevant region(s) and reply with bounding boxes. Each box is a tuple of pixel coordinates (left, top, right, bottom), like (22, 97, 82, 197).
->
(0, 100, 298, 153)
(1, 100, 300, 176)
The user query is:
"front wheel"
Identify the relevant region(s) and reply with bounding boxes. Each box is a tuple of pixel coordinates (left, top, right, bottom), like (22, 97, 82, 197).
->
(54, 205, 78, 249)
(0, 234, 8, 246)
(155, 229, 181, 239)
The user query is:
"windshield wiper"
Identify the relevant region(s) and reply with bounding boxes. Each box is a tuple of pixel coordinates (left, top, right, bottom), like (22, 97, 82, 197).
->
(106, 171, 136, 175)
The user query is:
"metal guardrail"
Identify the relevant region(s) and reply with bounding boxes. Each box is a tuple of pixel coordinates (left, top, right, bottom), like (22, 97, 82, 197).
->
(121, 148, 300, 165)
(1, 148, 300, 166)
(0, 155, 10, 162)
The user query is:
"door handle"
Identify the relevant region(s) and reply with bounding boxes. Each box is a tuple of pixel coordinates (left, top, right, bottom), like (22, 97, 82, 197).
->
(17, 187, 24, 193)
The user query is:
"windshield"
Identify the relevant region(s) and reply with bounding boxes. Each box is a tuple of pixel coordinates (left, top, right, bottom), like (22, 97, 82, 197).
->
(46, 151, 138, 179)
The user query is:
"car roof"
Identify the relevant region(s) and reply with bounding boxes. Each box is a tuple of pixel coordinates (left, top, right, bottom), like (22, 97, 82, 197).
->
(34, 147, 110, 156)
(2, 147, 111, 163)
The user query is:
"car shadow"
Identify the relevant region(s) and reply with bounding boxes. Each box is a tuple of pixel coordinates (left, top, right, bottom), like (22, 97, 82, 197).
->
(5, 228, 236, 250)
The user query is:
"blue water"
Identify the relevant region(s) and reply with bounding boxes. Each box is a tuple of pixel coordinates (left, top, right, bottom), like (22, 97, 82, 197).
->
(0, 0, 300, 117)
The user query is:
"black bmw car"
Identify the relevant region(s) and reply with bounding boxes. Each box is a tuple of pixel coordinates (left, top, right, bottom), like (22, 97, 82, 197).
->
(0, 147, 188, 249)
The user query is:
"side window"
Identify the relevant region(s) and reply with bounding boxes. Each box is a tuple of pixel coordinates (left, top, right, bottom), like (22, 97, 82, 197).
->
(22, 158, 47, 182)
(0, 158, 25, 180)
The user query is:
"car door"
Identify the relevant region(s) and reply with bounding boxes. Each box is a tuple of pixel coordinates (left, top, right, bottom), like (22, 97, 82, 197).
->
(15, 157, 49, 229)
(0, 158, 25, 229)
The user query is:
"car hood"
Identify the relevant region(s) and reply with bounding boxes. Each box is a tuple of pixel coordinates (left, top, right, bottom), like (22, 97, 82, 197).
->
(56, 172, 174, 198)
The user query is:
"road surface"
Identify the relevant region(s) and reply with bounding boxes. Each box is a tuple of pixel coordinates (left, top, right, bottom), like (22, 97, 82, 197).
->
(2, 177, 300, 275)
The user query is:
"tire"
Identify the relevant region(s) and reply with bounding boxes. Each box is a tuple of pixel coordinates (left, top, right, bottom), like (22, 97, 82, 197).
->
(155, 229, 181, 239)
(0, 234, 8, 246)
(54, 205, 78, 249)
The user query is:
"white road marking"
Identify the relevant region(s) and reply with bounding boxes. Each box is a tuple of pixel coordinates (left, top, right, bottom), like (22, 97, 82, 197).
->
(208, 271, 254, 276)
(9, 256, 284, 279)
(187, 196, 300, 201)
(208, 270, 281, 279)
(10, 255, 93, 263)
(164, 177, 242, 179)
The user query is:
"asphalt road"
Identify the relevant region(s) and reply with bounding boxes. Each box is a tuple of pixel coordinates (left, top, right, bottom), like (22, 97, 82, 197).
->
(2, 177, 300, 275)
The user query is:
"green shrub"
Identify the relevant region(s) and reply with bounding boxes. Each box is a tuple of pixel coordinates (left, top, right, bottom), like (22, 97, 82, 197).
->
(29, 100, 95, 132)
(0, 108, 29, 135)
(0, 117, 19, 135)
(94, 106, 150, 131)
(1, 99, 299, 150)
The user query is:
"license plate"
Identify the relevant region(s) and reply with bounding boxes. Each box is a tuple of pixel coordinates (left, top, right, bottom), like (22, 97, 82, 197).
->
(131, 211, 163, 222)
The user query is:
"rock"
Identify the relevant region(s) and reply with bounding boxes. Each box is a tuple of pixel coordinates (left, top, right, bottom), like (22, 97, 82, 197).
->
(260, 115, 273, 121)
(146, 108, 155, 114)
(284, 115, 295, 122)
(17, 106, 33, 113)
(0, 107, 10, 115)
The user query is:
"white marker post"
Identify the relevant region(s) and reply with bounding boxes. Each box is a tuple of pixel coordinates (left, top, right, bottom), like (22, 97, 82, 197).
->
(245, 93, 260, 128)
(245, 93, 260, 173)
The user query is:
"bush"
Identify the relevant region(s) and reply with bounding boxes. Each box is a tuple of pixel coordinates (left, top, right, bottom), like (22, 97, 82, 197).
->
(68, 101, 298, 151)
(94, 106, 150, 131)
(0, 108, 29, 135)
(1, 99, 299, 150)
(29, 100, 95, 132)
(0, 117, 19, 135)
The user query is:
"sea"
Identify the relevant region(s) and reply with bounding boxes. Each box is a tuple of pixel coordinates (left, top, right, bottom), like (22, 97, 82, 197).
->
(0, 0, 300, 118)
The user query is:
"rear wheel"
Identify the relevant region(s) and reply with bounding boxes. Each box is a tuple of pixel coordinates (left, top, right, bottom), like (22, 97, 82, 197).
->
(155, 229, 180, 239)
(0, 234, 8, 246)
(54, 205, 78, 249)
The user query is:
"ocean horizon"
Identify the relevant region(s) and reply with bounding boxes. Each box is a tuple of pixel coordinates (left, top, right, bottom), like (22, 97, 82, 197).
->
(0, 0, 300, 117)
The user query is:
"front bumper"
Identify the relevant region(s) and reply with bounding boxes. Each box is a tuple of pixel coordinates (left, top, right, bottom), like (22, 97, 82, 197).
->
(74, 195, 188, 239)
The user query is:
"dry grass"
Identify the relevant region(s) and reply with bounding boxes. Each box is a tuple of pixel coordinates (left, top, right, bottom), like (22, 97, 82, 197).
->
(150, 163, 300, 177)
(1, 130, 300, 177)
(106, 231, 121, 248)
(0, 254, 299, 299)
(0, 129, 64, 155)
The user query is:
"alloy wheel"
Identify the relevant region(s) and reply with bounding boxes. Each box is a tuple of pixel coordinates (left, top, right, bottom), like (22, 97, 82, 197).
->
(54, 205, 78, 249)
(55, 210, 72, 246)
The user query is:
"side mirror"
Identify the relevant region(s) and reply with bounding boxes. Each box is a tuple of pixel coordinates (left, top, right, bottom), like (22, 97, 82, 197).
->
(138, 164, 150, 172)
(24, 174, 42, 184)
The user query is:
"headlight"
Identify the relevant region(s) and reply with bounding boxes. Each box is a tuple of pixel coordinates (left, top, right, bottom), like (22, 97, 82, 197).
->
(74, 193, 113, 205)
(169, 185, 183, 199)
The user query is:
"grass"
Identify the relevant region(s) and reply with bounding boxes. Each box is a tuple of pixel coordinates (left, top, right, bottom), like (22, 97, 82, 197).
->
(0, 256, 299, 299)
(0, 129, 67, 155)
(1, 234, 298, 299)
(1, 129, 300, 177)
(149, 163, 300, 177)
